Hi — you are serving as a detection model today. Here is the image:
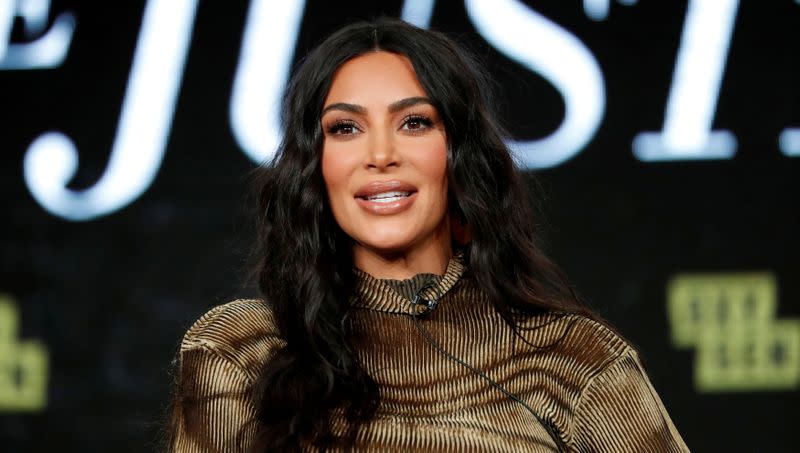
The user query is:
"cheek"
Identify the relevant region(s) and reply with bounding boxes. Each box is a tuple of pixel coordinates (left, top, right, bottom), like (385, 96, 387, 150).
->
(321, 142, 365, 234)
(413, 136, 449, 199)
(321, 142, 355, 198)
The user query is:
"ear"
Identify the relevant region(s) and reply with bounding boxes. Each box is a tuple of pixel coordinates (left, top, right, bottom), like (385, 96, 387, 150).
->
(450, 211, 472, 245)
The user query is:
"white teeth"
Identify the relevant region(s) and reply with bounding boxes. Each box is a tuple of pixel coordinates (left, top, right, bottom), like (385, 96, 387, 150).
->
(364, 191, 411, 202)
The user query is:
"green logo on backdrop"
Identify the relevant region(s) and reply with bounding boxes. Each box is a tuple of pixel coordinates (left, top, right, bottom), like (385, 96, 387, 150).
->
(0, 294, 48, 411)
(667, 273, 800, 392)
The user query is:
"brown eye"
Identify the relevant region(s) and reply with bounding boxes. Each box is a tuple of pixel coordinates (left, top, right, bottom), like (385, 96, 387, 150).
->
(327, 120, 360, 135)
(401, 115, 433, 131)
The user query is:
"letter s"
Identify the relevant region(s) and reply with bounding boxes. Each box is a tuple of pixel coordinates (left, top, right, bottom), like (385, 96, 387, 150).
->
(465, 0, 605, 169)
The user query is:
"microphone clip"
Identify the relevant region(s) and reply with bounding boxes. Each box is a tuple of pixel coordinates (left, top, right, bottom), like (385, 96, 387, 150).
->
(411, 294, 439, 318)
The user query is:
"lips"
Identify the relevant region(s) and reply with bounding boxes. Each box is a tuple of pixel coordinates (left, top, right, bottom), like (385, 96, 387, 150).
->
(355, 180, 417, 199)
(354, 180, 418, 215)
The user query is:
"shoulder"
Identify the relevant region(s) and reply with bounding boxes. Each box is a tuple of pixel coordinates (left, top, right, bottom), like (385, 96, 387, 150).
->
(560, 313, 631, 365)
(555, 316, 689, 450)
(180, 299, 285, 382)
(519, 312, 633, 381)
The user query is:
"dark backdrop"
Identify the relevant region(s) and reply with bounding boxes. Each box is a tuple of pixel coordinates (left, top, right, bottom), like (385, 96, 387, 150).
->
(2, 1, 798, 451)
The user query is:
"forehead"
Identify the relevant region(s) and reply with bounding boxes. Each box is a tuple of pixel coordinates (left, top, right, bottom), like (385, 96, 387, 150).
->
(324, 51, 428, 106)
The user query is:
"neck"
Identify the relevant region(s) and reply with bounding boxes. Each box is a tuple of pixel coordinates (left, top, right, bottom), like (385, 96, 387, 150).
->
(353, 235, 452, 280)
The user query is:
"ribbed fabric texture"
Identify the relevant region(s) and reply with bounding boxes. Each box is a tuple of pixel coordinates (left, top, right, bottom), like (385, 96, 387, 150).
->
(170, 256, 689, 452)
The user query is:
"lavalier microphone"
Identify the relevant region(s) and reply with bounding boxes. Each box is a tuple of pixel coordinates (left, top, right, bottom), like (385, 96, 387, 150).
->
(411, 277, 440, 317)
(411, 293, 439, 317)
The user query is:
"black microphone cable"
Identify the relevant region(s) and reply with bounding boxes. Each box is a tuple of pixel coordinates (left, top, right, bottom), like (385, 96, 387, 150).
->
(410, 280, 567, 452)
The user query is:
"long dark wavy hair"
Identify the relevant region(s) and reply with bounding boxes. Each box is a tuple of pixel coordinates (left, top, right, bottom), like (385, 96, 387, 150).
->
(251, 18, 598, 450)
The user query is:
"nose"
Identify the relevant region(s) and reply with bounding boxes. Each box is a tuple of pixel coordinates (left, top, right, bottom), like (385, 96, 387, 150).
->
(366, 128, 399, 170)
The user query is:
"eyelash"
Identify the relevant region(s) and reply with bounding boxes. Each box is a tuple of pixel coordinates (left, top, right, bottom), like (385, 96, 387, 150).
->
(327, 120, 359, 135)
(400, 114, 434, 132)
(325, 114, 435, 136)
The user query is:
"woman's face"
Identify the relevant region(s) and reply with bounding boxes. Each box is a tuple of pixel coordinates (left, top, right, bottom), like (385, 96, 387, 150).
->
(321, 51, 450, 262)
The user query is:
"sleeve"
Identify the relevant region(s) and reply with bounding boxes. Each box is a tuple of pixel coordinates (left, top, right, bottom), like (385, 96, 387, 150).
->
(571, 349, 690, 453)
(170, 345, 261, 453)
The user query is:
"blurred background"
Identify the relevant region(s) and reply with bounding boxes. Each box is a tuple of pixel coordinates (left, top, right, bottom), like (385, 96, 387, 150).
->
(2, 0, 798, 451)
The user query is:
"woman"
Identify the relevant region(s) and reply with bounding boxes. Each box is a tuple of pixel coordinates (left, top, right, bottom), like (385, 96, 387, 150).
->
(168, 18, 688, 452)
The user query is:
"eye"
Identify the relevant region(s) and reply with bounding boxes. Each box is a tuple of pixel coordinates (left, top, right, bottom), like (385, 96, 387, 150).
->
(327, 120, 361, 136)
(401, 115, 433, 132)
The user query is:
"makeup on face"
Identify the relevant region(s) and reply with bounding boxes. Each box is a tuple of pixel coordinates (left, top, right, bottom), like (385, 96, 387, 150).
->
(320, 51, 451, 275)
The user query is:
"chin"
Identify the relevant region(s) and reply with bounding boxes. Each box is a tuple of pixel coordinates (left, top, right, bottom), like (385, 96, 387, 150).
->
(359, 234, 416, 255)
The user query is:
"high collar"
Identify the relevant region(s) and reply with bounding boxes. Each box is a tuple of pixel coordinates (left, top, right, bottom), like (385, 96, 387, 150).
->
(351, 253, 467, 315)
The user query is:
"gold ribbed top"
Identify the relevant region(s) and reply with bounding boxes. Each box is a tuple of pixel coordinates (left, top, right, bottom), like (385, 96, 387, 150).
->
(170, 256, 689, 452)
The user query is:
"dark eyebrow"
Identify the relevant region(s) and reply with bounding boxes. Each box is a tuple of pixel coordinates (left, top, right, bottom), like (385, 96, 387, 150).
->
(321, 97, 433, 116)
(321, 102, 366, 116)
(388, 96, 433, 113)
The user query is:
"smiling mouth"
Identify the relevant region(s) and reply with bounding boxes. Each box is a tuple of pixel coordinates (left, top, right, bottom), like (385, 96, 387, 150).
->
(354, 180, 418, 214)
(358, 191, 414, 203)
